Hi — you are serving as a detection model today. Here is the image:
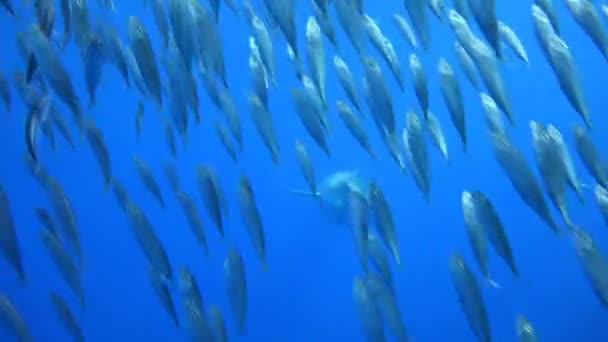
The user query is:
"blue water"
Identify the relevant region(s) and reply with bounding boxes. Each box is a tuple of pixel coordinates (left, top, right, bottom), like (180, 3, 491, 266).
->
(1, 0, 608, 341)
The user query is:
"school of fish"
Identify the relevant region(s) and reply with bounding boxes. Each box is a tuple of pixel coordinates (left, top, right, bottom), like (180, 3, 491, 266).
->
(2, 0, 608, 341)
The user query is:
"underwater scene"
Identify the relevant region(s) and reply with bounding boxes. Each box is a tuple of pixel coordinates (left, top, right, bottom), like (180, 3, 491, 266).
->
(1, 0, 608, 341)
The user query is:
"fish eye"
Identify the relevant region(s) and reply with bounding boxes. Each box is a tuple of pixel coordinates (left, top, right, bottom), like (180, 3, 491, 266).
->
(77, 0, 82, 6)
(137, 26, 143, 34)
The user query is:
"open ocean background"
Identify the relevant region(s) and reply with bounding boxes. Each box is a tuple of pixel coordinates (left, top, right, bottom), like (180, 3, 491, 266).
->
(1, 0, 608, 341)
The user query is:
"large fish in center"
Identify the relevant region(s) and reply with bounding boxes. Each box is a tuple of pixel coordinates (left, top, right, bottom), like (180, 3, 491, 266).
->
(290, 169, 368, 224)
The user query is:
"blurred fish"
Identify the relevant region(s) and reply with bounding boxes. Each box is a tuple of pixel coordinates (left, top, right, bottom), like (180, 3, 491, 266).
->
(336, 101, 376, 158)
(498, 21, 529, 64)
(175, 191, 209, 255)
(438, 58, 466, 152)
(215, 120, 238, 162)
(100, 25, 131, 89)
(427, 111, 450, 164)
(363, 57, 395, 136)
(405, 0, 430, 49)
(449, 253, 491, 342)
(217, 88, 242, 149)
(0, 293, 31, 342)
(84, 120, 112, 190)
(368, 233, 396, 295)
(262, 0, 298, 60)
(533, 6, 590, 128)
(334, 56, 361, 112)
(295, 140, 317, 196)
(83, 31, 107, 106)
(574, 126, 608, 188)
(25, 94, 51, 163)
(0, 71, 11, 112)
(596, 185, 608, 228)
(246, 2, 276, 87)
(27, 0, 57, 83)
(428, 0, 445, 21)
(480, 93, 505, 136)
(449, 10, 514, 124)
(44, 176, 82, 267)
(41, 228, 85, 309)
(249, 37, 269, 109)
(192, 2, 228, 87)
(133, 156, 165, 208)
(25, 24, 83, 128)
(573, 228, 608, 307)
(0, 183, 26, 283)
(125, 202, 172, 279)
(516, 315, 538, 342)
(135, 101, 144, 140)
(60, 0, 72, 48)
(111, 178, 131, 212)
(454, 42, 480, 90)
(148, 269, 180, 328)
(151, 0, 170, 48)
(0, 0, 15, 16)
(35, 208, 58, 237)
(368, 182, 400, 265)
(238, 177, 267, 266)
(334, 0, 365, 57)
(566, 0, 608, 62)
(306, 16, 327, 105)
(366, 273, 409, 342)
(350, 190, 369, 272)
(169, 0, 196, 71)
(162, 162, 180, 196)
(403, 112, 431, 203)
(409, 54, 428, 117)
(535, 0, 560, 35)
(129, 16, 163, 108)
(393, 14, 418, 50)
(70, 0, 91, 50)
(209, 306, 227, 342)
(490, 132, 558, 232)
(224, 248, 248, 332)
(50, 292, 84, 342)
(182, 299, 215, 341)
(352, 276, 385, 342)
(248, 94, 280, 164)
(291, 89, 331, 156)
(468, 0, 500, 58)
(362, 15, 404, 91)
(310, 0, 338, 49)
(97, 0, 115, 10)
(178, 268, 204, 313)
